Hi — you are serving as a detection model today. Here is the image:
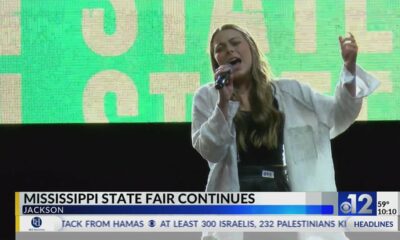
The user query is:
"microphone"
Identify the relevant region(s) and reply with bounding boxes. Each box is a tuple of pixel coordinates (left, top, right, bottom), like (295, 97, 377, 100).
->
(214, 68, 231, 89)
(214, 58, 240, 89)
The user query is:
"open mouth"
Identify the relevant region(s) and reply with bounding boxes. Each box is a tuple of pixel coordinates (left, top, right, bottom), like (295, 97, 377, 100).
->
(229, 58, 242, 66)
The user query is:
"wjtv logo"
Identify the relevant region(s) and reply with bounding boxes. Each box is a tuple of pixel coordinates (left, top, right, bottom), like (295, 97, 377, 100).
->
(31, 217, 42, 228)
(338, 192, 377, 216)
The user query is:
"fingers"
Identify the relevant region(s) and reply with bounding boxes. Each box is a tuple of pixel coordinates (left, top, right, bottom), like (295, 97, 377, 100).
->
(339, 32, 358, 51)
(342, 41, 358, 50)
(339, 32, 356, 44)
(341, 37, 356, 45)
(342, 44, 358, 53)
(214, 64, 232, 80)
(338, 36, 344, 51)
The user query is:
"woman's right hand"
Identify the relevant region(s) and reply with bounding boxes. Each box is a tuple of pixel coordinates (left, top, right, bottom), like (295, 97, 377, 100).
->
(214, 64, 234, 119)
(215, 64, 234, 104)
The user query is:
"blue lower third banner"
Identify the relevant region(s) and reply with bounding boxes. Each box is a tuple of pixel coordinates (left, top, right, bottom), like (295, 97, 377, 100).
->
(21, 205, 334, 215)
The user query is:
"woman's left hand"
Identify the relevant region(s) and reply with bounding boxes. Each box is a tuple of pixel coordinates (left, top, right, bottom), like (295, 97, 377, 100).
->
(339, 32, 358, 75)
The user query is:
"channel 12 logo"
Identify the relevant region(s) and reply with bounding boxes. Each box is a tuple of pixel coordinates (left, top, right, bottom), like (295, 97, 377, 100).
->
(338, 192, 376, 216)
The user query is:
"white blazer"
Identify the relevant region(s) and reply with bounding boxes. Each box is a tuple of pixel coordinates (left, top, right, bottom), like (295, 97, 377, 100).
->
(192, 65, 379, 192)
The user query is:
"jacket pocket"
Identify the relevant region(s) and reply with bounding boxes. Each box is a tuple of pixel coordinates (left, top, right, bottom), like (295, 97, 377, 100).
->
(286, 125, 318, 164)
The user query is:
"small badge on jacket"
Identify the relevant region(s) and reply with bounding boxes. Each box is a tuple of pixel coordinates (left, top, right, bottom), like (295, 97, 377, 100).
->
(262, 170, 274, 178)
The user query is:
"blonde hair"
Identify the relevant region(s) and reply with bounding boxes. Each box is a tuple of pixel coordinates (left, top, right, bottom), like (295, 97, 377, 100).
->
(209, 24, 284, 150)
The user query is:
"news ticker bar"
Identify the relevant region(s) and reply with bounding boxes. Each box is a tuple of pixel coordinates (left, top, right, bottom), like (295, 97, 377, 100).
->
(17, 215, 399, 232)
(16, 192, 400, 233)
(13, 232, 400, 240)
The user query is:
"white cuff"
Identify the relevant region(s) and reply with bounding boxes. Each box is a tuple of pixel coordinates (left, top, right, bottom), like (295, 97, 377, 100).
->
(342, 66, 355, 84)
(340, 64, 380, 98)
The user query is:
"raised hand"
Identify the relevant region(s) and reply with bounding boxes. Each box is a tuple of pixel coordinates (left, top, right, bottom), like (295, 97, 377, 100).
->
(339, 33, 358, 75)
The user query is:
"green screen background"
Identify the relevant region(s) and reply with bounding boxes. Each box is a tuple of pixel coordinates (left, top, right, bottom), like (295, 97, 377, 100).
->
(0, 0, 399, 123)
